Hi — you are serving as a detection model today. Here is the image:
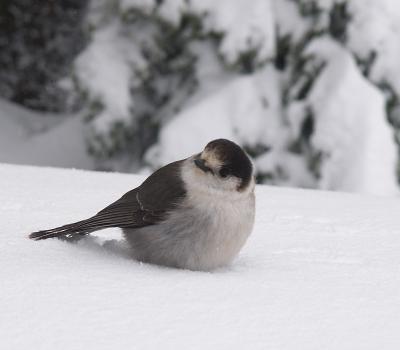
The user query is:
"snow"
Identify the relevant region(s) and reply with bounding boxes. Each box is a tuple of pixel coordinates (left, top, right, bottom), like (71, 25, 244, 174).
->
(79, 0, 275, 136)
(192, 0, 275, 64)
(307, 39, 398, 195)
(2, 0, 400, 198)
(51, 0, 400, 196)
(74, 23, 138, 133)
(348, 0, 400, 92)
(0, 99, 59, 149)
(273, 0, 310, 41)
(0, 99, 93, 170)
(147, 70, 284, 167)
(2, 163, 400, 349)
(122, 0, 276, 64)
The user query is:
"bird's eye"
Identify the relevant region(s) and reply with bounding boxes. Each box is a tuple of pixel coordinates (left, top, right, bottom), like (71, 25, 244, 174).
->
(219, 168, 230, 178)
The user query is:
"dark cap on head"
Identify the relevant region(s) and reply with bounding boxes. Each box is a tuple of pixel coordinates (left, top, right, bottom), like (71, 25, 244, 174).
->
(205, 139, 253, 190)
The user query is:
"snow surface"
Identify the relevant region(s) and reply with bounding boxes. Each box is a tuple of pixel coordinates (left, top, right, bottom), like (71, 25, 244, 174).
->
(2, 163, 400, 349)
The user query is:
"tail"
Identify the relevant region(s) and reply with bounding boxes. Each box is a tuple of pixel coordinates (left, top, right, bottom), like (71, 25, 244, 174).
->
(30, 217, 102, 240)
(29, 212, 125, 241)
(29, 189, 141, 241)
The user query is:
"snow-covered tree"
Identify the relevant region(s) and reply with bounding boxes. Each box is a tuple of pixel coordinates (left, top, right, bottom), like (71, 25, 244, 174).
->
(1, 0, 399, 195)
(71, 0, 399, 195)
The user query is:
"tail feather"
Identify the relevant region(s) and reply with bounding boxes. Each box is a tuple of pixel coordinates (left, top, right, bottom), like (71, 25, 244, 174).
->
(29, 211, 133, 241)
(29, 217, 102, 241)
(29, 194, 141, 241)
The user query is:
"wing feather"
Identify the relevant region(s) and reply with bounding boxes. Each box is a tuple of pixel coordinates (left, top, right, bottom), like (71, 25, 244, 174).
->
(29, 160, 187, 240)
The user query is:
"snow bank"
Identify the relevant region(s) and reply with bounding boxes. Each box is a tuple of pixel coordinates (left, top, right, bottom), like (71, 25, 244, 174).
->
(0, 98, 59, 149)
(0, 99, 93, 170)
(2, 163, 400, 349)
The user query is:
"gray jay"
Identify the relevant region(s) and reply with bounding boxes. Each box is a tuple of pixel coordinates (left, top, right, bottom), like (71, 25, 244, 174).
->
(29, 139, 255, 271)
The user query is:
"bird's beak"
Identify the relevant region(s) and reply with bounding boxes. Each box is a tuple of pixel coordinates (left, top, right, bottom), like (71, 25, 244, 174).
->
(194, 158, 213, 174)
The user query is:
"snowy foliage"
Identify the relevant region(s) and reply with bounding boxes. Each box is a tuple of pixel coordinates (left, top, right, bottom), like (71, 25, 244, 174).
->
(1, 0, 400, 195)
(69, 0, 399, 194)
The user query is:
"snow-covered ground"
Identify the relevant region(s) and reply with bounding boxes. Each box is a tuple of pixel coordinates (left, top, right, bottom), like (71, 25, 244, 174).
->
(1, 163, 400, 349)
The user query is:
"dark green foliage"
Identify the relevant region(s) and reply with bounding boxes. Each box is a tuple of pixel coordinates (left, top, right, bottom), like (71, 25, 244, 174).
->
(255, 168, 282, 184)
(355, 51, 377, 78)
(376, 80, 400, 184)
(301, 109, 315, 141)
(231, 48, 261, 74)
(275, 33, 292, 71)
(226, 44, 269, 74)
(295, 0, 323, 17)
(377, 80, 400, 127)
(244, 143, 271, 158)
(0, 0, 89, 112)
(329, 2, 351, 43)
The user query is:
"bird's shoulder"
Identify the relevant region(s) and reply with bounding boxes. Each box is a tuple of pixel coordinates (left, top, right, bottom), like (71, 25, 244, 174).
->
(138, 159, 187, 214)
(97, 159, 187, 227)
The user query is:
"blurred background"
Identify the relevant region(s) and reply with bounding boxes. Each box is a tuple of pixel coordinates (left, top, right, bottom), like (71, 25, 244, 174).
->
(1, 0, 399, 195)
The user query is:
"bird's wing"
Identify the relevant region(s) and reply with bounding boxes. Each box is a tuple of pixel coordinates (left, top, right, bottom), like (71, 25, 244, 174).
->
(29, 160, 187, 240)
(136, 159, 187, 223)
(77, 161, 185, 228)
(97, 159, 187, 226)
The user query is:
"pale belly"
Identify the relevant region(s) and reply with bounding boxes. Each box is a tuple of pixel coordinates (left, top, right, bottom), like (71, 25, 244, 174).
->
(123, 194, 255, 271)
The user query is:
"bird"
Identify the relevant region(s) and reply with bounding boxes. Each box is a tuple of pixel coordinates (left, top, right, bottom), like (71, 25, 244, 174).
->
(29, 138, 256, 271)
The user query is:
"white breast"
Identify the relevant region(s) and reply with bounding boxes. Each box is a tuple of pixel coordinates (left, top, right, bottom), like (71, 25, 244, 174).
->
(175, 159, 256, 270)
(183, 190, 255, 270)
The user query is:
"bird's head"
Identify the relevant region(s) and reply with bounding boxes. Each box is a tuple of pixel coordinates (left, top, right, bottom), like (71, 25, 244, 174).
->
(185, 139, 254, 195)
